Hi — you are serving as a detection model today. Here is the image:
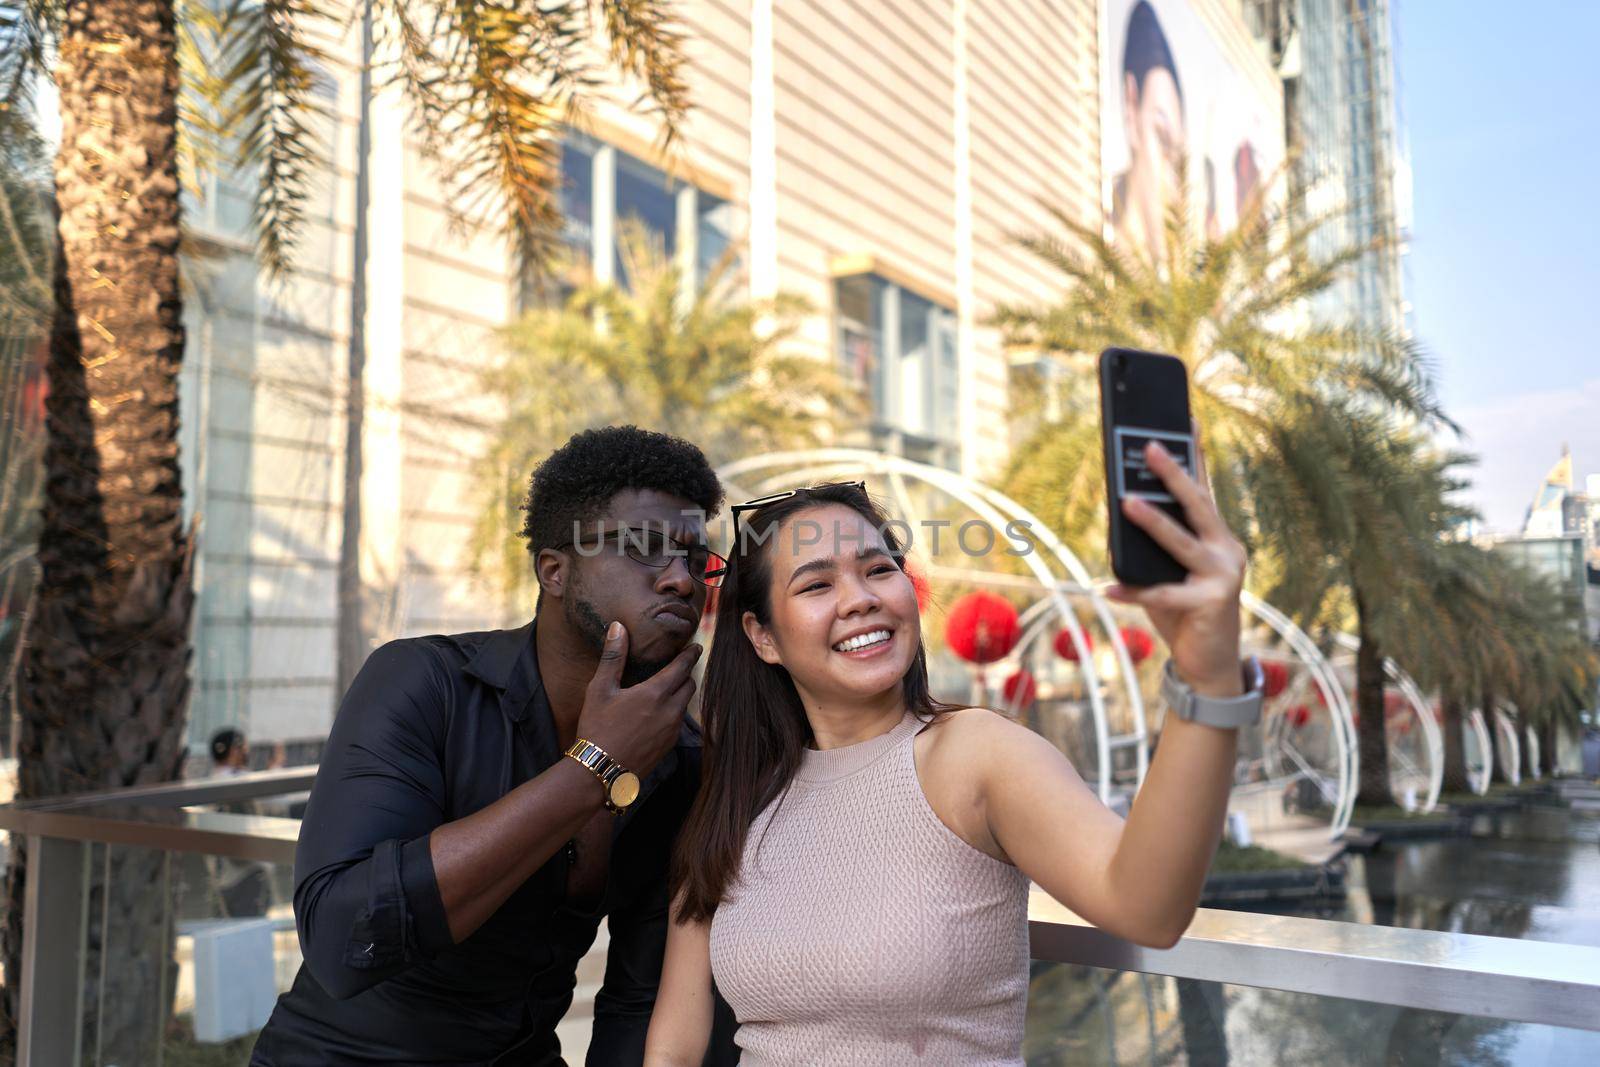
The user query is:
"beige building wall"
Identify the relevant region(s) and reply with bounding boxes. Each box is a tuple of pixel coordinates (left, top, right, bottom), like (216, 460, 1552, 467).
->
(182, 1, 1277, 745)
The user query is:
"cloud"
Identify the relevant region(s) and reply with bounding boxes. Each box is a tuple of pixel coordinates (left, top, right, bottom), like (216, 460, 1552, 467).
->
(1447, 377, 1600, 534)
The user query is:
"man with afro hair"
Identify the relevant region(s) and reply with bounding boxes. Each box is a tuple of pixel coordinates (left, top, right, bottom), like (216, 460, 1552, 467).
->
(254, 426, 739, 1065)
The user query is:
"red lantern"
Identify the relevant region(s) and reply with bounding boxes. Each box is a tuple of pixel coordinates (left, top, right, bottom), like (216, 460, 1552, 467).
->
(1118, 626, 1154, 664)
(903, 560, 932, 613)
(1261, 660, 1290, 699)
(1287, 704, 1311, 729)
(1053, 627, 1094, 662)
(1384, 691, 1406, 717)
(945, 592, 1021, 665)
(1001, 669, 1038, 708)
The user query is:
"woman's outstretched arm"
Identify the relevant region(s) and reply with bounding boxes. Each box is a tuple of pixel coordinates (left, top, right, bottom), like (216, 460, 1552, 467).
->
(643, 894, 716, 1066)
(977, 435, 1250, 948)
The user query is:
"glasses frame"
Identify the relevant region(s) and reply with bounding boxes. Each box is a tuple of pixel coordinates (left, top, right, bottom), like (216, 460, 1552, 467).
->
(552, 523, 727, 588)
(704, 480, 870, 581)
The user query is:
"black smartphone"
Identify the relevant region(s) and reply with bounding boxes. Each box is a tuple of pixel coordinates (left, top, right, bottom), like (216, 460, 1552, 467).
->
(1099, 347, 1195, 586)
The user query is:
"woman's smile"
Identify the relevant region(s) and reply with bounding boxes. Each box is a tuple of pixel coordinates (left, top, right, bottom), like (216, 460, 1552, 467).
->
(830, 627, 896, 658)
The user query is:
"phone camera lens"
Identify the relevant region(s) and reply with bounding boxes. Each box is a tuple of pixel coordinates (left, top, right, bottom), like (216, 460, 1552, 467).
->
(1115, 381, 1127, 393)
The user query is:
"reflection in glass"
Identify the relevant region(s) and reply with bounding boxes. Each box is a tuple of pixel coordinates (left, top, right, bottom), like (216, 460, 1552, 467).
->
(614, 153, 678, 290)
(696, 190, 735, 283)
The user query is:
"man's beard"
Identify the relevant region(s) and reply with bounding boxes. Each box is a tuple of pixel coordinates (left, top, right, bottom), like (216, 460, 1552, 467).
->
(567, 591, 674, 688)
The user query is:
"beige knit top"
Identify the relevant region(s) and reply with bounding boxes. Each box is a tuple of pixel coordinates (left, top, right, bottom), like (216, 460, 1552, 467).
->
(708, 709, 1031, 1065)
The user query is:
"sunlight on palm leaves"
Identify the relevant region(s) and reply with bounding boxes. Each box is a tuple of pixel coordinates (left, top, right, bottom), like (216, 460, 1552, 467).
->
(468, 222, 862, 604)
(12, 0, 691, 278)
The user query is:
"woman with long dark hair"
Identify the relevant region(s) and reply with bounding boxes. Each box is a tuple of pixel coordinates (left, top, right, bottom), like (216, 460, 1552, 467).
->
(644, 440, 1257, 1064)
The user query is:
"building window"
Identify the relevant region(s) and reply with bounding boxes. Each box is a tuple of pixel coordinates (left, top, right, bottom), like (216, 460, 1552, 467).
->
(522, 133, 731, 310)
(696, 190, 734, 283)
(561, 139, 595, 260)
(614, 151, 678, 289)
(834, 272, 959, 469)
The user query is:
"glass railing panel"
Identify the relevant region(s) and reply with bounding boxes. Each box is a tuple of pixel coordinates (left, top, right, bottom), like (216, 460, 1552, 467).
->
(1024, 963, 1600, 1065)
(67, 839, 297, 1067)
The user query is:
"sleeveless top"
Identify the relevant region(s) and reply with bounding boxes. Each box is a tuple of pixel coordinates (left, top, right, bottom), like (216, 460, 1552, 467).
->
(708, 710, 1031, 1065)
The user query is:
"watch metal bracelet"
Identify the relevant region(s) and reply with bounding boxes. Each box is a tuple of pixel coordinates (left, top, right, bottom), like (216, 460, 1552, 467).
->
(564, 739, 632, 812)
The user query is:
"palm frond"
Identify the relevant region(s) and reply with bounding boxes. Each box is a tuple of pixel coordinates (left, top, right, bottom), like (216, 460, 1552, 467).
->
(384, 0, 690, 274)
(0, 0, 54, 148)
(593, 0, 689, 146)
(206, 0, 333, 278)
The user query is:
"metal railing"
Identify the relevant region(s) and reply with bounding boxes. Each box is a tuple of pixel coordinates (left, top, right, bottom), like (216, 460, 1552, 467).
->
(2, 769, 313, 1065)
(1, 772, 1597, 1065)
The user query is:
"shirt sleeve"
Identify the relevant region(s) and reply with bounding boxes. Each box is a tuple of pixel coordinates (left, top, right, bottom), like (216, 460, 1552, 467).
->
(291, 639, 457, 1000)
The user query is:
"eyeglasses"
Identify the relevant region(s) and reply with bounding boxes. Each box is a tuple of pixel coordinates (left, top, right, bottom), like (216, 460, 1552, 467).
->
(704, 480, 870, 582)
(555, 525, 729, 588)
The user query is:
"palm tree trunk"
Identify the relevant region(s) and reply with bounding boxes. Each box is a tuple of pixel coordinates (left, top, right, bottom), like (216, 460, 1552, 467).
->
(1354, 592, 1392, 808)
(1439, 694, 1472, 795)
(1542, 720, 1561, 778)
(2, 0, 194, 1060)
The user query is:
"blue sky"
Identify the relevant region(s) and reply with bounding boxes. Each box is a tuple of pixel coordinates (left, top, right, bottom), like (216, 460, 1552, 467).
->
(1398, 0, 1600, 532)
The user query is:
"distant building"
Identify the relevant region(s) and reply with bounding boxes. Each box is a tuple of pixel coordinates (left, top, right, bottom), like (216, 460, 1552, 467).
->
(1523, 447, 1577, 539)
(1491, 447, 1600, 650)
(1241, 0, 1410, 336)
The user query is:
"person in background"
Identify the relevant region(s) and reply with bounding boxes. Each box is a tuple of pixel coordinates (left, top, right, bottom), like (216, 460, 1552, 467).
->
(209, 727, 287, 777)
(205, 727, 283, 918)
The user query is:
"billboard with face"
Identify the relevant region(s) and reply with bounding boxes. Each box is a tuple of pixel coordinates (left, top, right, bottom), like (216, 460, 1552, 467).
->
(1101, 0, 1284, 262)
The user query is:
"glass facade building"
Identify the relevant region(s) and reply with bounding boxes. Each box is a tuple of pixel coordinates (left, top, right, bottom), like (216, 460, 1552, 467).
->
(1244, 0, 1410, 336)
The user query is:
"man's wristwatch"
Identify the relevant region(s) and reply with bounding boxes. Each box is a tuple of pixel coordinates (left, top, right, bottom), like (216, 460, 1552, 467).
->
(1160, 656, 1265, 729)
(564, 739, 642, 814)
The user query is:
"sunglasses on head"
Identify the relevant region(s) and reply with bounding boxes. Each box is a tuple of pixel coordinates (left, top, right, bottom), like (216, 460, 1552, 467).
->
(703, 480, 870, 582)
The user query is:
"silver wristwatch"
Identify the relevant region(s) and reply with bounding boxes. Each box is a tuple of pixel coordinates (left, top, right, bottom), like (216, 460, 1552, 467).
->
(1160, 656, 1265, 729)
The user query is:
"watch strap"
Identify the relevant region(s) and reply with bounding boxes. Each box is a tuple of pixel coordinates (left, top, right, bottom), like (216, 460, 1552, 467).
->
(1160, 657, 1264, 729)
(564, 739, 633, 812)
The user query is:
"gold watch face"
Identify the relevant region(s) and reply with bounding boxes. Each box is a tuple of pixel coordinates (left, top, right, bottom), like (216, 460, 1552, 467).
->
(608, 771, 641, 809)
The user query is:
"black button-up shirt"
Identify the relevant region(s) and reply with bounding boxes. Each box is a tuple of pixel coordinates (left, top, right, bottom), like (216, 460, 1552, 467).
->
(251, 622, 737, 1066)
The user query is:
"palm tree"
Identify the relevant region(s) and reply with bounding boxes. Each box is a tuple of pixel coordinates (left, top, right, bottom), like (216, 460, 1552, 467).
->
(993, 182, 1445, 561)
(1250, 408, 1474, 808)
(1489, 564, 1595, 781)
(1397, 539, 1506, 796)
(470, 225, 861, 604)
(2, 1, 693, 1057)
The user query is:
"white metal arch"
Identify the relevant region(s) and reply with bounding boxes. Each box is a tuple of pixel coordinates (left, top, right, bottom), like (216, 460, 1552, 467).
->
(1464, 709, 1493, 795)
(714, 448, 1144, 804)
(1493, 706, 1521, 787)
(713, 448, 1358, 844)
(1329, 634, 1444, 815)
(1247, 594, 1357, 837)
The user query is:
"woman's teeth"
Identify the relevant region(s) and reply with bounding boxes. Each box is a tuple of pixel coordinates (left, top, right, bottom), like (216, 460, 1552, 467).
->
(833, 629, 892, 653)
